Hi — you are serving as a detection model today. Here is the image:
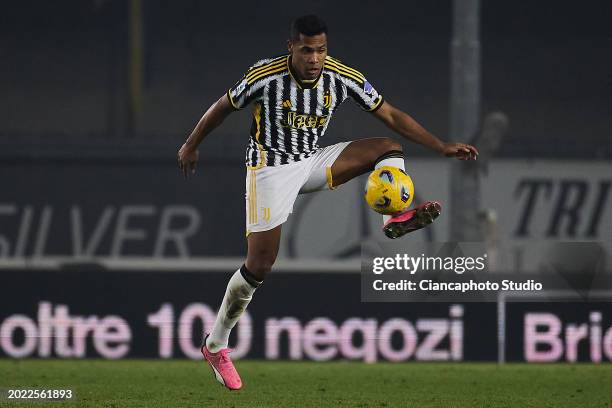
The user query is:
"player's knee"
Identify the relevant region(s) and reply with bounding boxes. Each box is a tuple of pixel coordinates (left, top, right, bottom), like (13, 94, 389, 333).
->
(379, 137, 403, 154)
(369, 138, 404, 169)
(245, 256, 275, 280)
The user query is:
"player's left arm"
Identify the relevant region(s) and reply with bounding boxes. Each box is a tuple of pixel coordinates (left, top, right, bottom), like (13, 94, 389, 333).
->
(372, 101, 478, 160)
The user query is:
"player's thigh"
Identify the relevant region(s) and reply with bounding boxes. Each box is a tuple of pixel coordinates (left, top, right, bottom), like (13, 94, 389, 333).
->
(330, 137, 402, 187)
(245, 225, 282, 280)
(244, 164, 303, 279)
(299, 142, 350, 193)
(245, 164, 304, 233)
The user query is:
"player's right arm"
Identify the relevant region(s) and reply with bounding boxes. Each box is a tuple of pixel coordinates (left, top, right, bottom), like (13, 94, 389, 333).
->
(177, 94, 235, 178)
(178, 58, 272, 177)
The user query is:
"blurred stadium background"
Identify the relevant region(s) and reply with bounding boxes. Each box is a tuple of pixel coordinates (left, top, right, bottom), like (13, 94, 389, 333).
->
(1, 0, 612, 405)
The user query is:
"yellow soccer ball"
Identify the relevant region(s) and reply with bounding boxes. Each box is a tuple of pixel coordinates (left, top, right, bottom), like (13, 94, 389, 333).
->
(364, 166, 414, 215)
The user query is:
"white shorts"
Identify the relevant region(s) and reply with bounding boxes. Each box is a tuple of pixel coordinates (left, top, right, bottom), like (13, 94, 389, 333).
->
(245, 142, 351, 235)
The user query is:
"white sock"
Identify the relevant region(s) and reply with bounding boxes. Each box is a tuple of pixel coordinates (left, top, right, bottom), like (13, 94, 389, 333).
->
(375, 153, 406, 224)
(206, 265, 261, 353)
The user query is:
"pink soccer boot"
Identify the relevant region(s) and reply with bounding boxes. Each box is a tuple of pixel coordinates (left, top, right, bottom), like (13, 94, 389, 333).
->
(201, 335, 242, 390)
(383, 201, 442, 239)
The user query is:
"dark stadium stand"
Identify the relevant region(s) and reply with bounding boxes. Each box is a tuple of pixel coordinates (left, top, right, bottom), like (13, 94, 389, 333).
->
(1, 1, 610, 159)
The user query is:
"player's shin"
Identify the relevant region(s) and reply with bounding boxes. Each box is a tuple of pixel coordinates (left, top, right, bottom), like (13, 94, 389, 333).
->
(374, 150, 406, 224)
(206, 264, 262, 353)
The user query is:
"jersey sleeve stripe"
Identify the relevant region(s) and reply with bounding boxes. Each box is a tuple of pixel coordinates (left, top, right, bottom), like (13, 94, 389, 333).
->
(324, 63, 364, 84)
(253, 103, 262, 142)
(248, 55, 286, 71)
(325, 57, 365, 79)
(248, 66, 287, 84)
(247, 64, 287, 84)
(325, 61, 365, 81)
(324, 60, 364, 79)
(227, 89, 240, 110)
(246, 57, 287, 81)
(366, 96, 384, 112)
(246, 60, 286, 82)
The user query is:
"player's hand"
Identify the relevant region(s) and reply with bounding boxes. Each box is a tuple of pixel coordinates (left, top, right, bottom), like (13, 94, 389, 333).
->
(441, 142, 479, 160)
(177, 143, 199, 178)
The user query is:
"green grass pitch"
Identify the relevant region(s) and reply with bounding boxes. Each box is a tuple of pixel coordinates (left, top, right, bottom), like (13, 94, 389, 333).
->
(1, 360, 611, 407)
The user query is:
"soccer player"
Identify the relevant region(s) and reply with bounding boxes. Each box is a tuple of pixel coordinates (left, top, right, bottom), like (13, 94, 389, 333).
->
(177, 15, 478, 390)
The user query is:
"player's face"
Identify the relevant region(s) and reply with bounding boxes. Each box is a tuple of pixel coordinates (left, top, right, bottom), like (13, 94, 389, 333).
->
(288, 33, 327, 80)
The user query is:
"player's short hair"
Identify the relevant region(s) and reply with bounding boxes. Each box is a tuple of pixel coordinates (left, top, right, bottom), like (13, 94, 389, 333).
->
(290, 15, 328, 40)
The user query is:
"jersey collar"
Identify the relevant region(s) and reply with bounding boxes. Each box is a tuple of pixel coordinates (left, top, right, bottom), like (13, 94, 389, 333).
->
(287, 56, 322, 89)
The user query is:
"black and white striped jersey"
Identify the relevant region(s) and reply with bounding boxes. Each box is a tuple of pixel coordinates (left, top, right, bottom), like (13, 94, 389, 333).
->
(227, 54, 384, 168)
